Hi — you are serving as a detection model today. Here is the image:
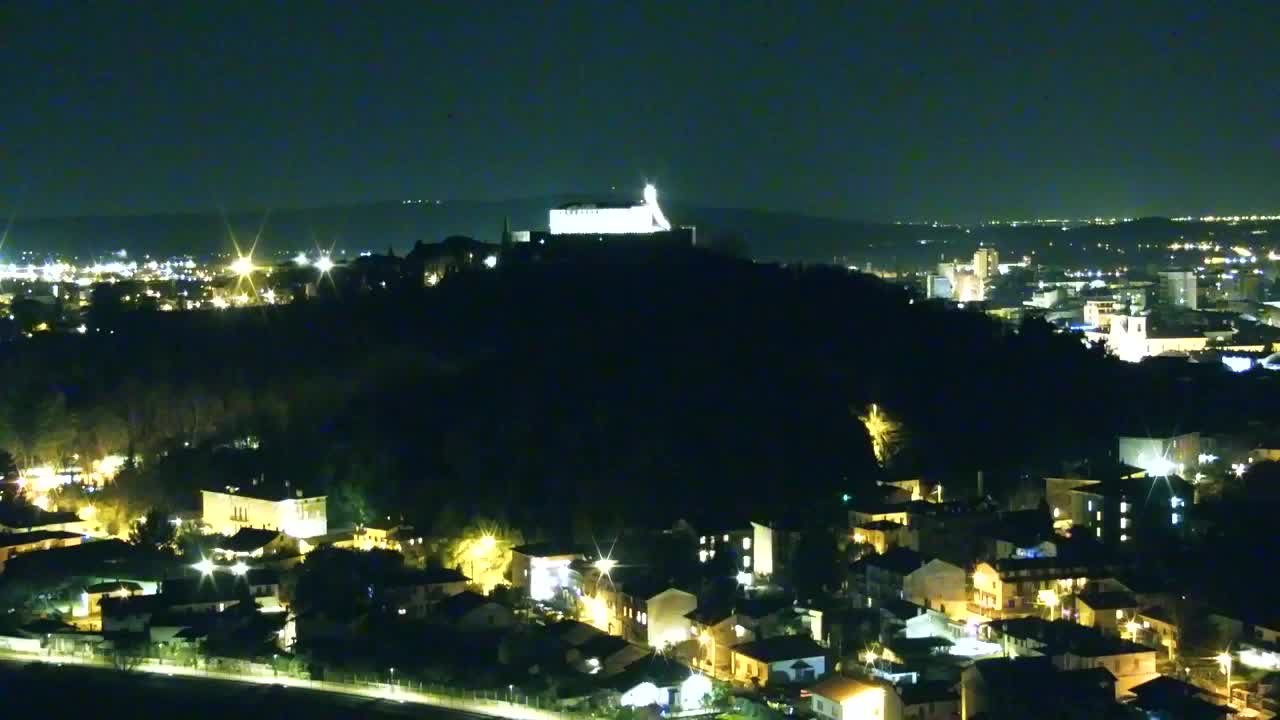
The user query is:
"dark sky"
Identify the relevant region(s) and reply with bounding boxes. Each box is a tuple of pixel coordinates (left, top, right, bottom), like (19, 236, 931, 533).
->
(2, 1, 1276, 222)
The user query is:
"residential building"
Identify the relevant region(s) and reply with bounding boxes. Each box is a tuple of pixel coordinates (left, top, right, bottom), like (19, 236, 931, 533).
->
(810, 675, 900, 720)
(730, 634, 826, 686)
(1117, 432, 1201, 477)
(960, 657, 1116, 720)
(201, 485, 327, 539)
(981, 617, 1158, 697)
(1129, 675, 1234, 719)
(1075, 591, 1139, 636)
(970, 558, 1114, 621)
(1063, 475, 1192, 546)
(897, 681, 959, 720)
(686, 605, 755, 679)
(1082, 299, 1117, 330)
(855, 547, 967, 620)
(973, 247, 999, 284)
(1134, 606, 1179, 659)
(351, 520, 415, 552)
(697, 528, 753, 576)
(81, 581, 145, 616)
(609, 655, 713, 713)
(213, 528, 297, 560)
(853, 520, 911, 555)
(1158, 270, 1198, 310)
(751, 519, 801, 580)
(615, 578, 697, 649)
(432, 590, 515, 631)
(382, 567, 469, 618)
(509, 542, 583, 601)
(0, 530, 83, 573)
(1106, 315, 1223, 363)
(1044, 462, 1147, 534)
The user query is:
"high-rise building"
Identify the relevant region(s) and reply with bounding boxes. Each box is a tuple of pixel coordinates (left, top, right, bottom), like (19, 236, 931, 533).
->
(973, 247, 999, 280)
(1158, 270, 1198, 310)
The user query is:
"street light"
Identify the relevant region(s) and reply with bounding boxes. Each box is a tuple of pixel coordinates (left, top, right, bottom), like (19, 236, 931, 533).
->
(192, 558, 215, 576)
(1216, 652, 1233, 707)
(231, 561, 249, 576)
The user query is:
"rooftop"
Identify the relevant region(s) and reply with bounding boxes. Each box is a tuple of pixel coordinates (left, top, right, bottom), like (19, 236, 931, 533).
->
(856, 520, 908, 532)
(202, 482, 322, 502)
(1076, 591, 1139, 611)
(85, 581, 143, 594)
(0, 530, 82, 548)
(808, 675, 881, 703)
(862, 546, 934, 575)
(898, 681, 959, 706)
(731, 634, 825, 663)
(986, 617, 1154, 657)
(215, 528, 283, 553)
(511, 542, 584, 558)
(435, 590, 501, 621)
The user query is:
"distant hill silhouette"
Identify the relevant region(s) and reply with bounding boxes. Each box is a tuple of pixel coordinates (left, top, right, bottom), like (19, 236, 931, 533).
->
(4, 200, 1278, 265)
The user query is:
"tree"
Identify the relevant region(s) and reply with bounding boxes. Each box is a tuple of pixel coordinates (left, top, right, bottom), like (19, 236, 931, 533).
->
(129, 508, 177, 553)
(858, 403, 902, 467)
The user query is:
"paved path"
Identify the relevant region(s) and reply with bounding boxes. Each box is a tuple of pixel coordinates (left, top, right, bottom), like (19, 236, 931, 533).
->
(0, 650, 574, 720)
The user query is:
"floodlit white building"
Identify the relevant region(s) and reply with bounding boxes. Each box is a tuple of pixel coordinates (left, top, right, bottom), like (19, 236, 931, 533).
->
(201, 485, 327, 539)
(549, 184, 672, 235)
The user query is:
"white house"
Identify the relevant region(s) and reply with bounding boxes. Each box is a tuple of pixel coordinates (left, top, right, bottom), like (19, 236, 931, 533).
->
(201, 485, 327, 539)
(730, 635, 826, 686)
(810, 675, 900, 720)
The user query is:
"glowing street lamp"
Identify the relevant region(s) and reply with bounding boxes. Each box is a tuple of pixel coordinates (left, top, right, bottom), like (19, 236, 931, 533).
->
(231, 561, 249, 576)
(315, 255, 334, 274)
(293, 252, 310, 266)
(1037, 589, 1060, 619)
(593, 557, 617, 575)
(230, 255, 256, 277)
(193, 558, 216, 576)
(1217, 652, 1233, 706)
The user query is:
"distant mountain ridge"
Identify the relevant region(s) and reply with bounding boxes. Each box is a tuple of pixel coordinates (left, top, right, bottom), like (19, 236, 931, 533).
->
(3, 199, 1277, 266)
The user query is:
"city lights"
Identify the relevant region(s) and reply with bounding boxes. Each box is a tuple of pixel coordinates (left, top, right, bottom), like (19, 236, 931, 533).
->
(231, 561, 249, 576)
(315, 255, 334, 273)
(193, 558, 216, 575)
(230, 255, 256, 277)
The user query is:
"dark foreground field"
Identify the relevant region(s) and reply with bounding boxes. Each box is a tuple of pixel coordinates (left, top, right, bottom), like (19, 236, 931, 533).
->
(0, 660, 492, 720)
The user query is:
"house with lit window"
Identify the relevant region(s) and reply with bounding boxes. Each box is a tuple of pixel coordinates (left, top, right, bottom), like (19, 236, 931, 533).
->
(614, 578, 697, 649)
(970, 557, 1116, 621)
(0, 530, 84, 573)
(981, 617, 1159, 697)
(201, 482, 327, 539)
(750, 519, 802, 581)
(696, 527, 754, 577)
(1063, 475, 1192, 546)
(686, 604, 758, 679)
(852, 520, 912, 555)
(729, 634, 826, 687)
(213, 528, 296, 560)
(1133, 606, 1179, 659)
(382, 567, 469, 618)
(1117, 432, 1201, 476)
(853, 547, 966, 620)
(509, 542, 584, 602)
(961, 657, 1117, 720)
(1075, 591, 1140, 636)
(809, 675, 899, 720)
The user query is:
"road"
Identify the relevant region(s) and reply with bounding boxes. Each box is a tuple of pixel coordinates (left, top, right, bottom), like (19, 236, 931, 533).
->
(0, 650, 573, 720)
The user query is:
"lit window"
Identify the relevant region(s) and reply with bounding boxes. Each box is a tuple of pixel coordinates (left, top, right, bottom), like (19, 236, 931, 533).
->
(1088, 500, 1094, 511)
(1120, 502, 1129, 513)
(1096, 511, 1102, 521)
(709, 550, 715, 559)
(1120, 534, 1128, 542)
(723, 534, 729, 542)
(1052, 507, 1060, 518)
(700, 536, 707, 545)
(742, 537, 751, 551)
(1116, 609, 1124, 619)
(1171, 513, 1181, 525)
(699, 549, 708, 563)
(1096, 527, 1102, 538)
(1120, 518, 1129, 529)
(398, 608, 407, 616)
(1170, 497, 1185, 509)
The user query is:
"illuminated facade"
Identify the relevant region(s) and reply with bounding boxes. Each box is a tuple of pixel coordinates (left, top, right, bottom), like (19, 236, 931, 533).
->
(1117, 433, 1200, 477)
(509, 543, 583, 602)
(1158, 270, 1198, 310)
(810, 675, 899, 720)
(549, 184, 672, 235)
(201, 488, 327, 539)
(729, 635, 826, 686)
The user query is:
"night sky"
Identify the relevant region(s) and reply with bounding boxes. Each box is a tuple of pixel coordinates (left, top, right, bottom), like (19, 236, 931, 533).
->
(2, 1, 1276, 222)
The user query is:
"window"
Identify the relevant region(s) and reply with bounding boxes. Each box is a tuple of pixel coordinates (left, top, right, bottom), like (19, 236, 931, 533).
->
(1171, 513, 1181, 525)
(1120, 534, 1128, 542)
(1171, 497, 1185, 509)
(1095, 511, 1102, 521)
(1088, 500, 1094, 511)
(1120, 502, 1129, 513)
(723, 534, 730, 542)
(1052, 507, 1060, 518)
(699, 550, 708, 563)
(1116, 609, 1124, 619)
(1096, 527, 1102, 538)
(700, 536, 707, 545)
(1120, 518, 1129, 529)
(742, 537, 751, 551)
(743, 556, 752, 569)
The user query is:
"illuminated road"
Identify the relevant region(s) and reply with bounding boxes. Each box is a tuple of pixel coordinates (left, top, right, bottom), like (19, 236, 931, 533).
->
(0, 650, 572, 720)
